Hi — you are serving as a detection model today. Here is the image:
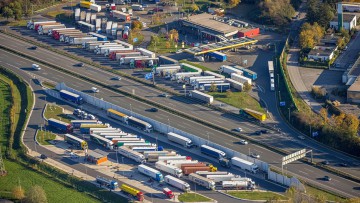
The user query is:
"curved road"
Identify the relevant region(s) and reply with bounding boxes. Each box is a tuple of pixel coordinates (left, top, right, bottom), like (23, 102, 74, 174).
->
(1, 49, 360, 198)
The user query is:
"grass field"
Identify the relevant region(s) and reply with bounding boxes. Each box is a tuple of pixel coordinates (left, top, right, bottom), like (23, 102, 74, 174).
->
(179, 60, 214, 72)
(147, 37, 182, 54)
(305, 185, 345, 202)
(0, 71, 100, 202)
(44, 104, 72, 123)
(36, 130, 57, 145)
(0, 160, 99, 203)
(5, 19, 28, 27)
(209, 91, 265, 114)
(178, 193, 211, 202)
(227, 191, 288, 200)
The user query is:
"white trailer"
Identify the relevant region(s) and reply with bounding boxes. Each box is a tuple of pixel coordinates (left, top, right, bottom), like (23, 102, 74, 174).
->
(121, 143, 156, 147)
(167, 132, 194, 148)
(205, 174, 236, 182)
(77, 21, 95, 32)
(193, 78, 225, 87)
(100, 132, 135, 137)
(225, 78, 243, 91)
(185, 76, 215, 85)
(231, 157, 259, 173)
(85, 41, 109, 49)
(167, 160, 199, 168)
(136, 48, 156, 58)
(106, 21, 112, 34)
(38, 24, 66, 35)
(111, 22, 118, 36)
(113, 40, 133, 49)
(75, 8, 80, 21)
(158, 156, 189, 162)
(114, 52, 141, 60)
(190, 90, 214, 104)
(131, 146, 157, 152)
(268, 61, 274, 78)
(164, 175, 190, 192)
(27, 20, 56, 29)
(90, 14, 97, 24)
(111, 10, 130, 21)
(203, 71, 225, 79)
(50, 28, 75, 36)
(218, 65, 243, 75)
(188, 173, 215, 190)
(97, 46, 125, 55)
(70, 37, 98, 45)
(80, 11, 86, 21)
(117, 146, 145, 163)
(90, 4, 102, 12)
(95, 19, 101, 30)
(222, 180, 255, 190)
(155, 65, 181, 74)
(105, 47, 133, 56)
(196, 171, 229, 176)
(146, 153, 178, 162)
(65, 34, 88, 43)
(85, 13, 91, 23)
(231, 73, 252, 85)
(119, 56, 149, 65)
(155, 161, 183, 178)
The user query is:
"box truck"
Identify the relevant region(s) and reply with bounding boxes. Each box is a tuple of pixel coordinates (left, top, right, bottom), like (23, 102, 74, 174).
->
(138, 164, 164, 182)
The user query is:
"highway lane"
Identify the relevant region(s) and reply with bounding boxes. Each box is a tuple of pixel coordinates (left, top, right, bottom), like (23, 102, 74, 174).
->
(1, 33, 359, 173)
(2, 49, 360, 198)
(3, 55, 263, 203)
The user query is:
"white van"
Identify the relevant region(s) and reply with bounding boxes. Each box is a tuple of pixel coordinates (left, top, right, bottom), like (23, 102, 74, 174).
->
(91, 87, 99, 93)
(32, 64, 41, 70)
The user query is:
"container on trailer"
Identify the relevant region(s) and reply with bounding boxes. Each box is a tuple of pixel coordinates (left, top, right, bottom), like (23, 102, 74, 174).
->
(231, 73, 252, 85)
(182, 166, 211, 175)
(59, 90, 84, 104)
(200, 145, 226, 159)
(189, 90, 213, 104)
(117, 146, 145, 163)
(155, 161, 183, 178)
(231, 157, 259, 173)
(138, 164, 164, 182)
(208, 51, 227, 61)
(48, 118, 72, 133)
(188, 173, 215, 190)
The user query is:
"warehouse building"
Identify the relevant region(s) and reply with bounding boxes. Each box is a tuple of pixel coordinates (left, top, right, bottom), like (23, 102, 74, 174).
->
(329, 14, 357, 31)
(86, 149, 108, 165)
(181, 13, 259, 41)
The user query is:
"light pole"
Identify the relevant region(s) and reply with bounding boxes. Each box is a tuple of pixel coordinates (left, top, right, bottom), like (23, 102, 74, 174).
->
(207, 132, 209, 144)
(129, 104, 133, 116)
(167, 118, 170, 133)
(288, 107, 291, 121)
(121, 157, 124, 176)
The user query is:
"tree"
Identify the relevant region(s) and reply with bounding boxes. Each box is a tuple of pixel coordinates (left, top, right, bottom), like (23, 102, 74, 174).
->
(191, 4, 199, 12)
(24, 185, 47, 203)
(9, 1, 22, 21)
(243, 82, 251, 92)
(319, 108, 328, 124)
(209, 83, 218, 92)
(150, 35, 160, 46)
(259, 0, 295, 26)
(152, 14, 162, 25)
(169, 29, 179, 42)
(132, 20, 143, 29)
(12, 186, 25, 200)
(165, 41, 171, 49)
(299, 22, 324, 49)
(228, 0, 241, 8)
(306, 0, 334, 27)
(2, 6, 14, 20)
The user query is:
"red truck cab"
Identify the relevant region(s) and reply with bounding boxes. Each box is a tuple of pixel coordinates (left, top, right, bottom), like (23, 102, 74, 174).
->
(163, 188, 174, 199)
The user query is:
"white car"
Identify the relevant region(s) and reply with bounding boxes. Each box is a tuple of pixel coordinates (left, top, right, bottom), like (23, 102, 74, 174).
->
(298, 135, 305, 140)
(235, 127, 243, 132)
(239, 140, 248, 145)
(251, 153, 260, 159)
(114, 76, 121, 80)
(32, 64, 41, 70)
(91, 87, 99, 93)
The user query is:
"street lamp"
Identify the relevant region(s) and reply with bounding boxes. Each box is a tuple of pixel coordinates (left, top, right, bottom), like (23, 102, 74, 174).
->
(167, 118, 170, 133)
(129, 104, 133, 116)
(207, 132, 209, 144)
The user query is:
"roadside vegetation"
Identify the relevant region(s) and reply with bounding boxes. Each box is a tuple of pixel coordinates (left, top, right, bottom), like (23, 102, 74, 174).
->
(0, 67, 127, 203)
(147, 29, 180, 54)
(178, 193, 211, 202)
(226, 191, 287, 200)
(44, 104, 72, 123)
(209, 90, 265, 114)
(36, 130, 57, 145)
(178, 60, 213, 72)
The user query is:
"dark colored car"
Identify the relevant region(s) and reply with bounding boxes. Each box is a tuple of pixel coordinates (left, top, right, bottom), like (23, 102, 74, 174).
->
(153, 8, 163, 12)
(338, 163, 348, 167)
(40, 154, 48, 159)
(30, 46, 37, 50)
(77, 63, 84, 67)
(260, 129, 268, 134)
(147, 10, 154, 14)
(149, 108, 158, 112)
(322, 160, 330, 165)
(324, 176, 331, 181)
(255, 131, 262, 135)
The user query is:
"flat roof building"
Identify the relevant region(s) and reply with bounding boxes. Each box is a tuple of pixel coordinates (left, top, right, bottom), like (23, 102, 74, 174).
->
(346, 56, 360, 103)
(329, 14, 357, 31)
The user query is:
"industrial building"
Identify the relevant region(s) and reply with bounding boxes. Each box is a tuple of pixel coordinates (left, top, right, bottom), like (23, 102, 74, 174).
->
(86, 149, 108, 165)
(307, 48, 336, 62)
(181, 13, 259, 41)
(329, 14, 357, 31)
(345, 56, 360, 103)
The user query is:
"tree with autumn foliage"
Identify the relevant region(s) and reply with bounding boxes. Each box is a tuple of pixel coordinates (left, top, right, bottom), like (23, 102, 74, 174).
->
(299, 22, 324, 49)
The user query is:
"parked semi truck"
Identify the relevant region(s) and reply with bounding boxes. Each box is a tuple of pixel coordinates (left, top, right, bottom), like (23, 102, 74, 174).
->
(71, 120, 98, 129)
(196, 171, 229, 176)
(222, 180, 255, 190)
(96, 176, 118, 189)
(131, 146, 161, 152)
(70, 37, 98, 45)
(90, 4, 101, 12)
(144, 151, 175, 158)
(104, 47, 133, 57)
(111, 10, 130, 21)
(225, 78, 244, 91)
(107, 108, 129, 124)
(64, 134, 87, 149)
(138, 164, 164, 182)
(167, 160, 199, 168)
(128, 116, 152, 133)
(27, 20, 56, 29)
(136, 48, 156, 58)
(189, 90, 214, 104)
(231, 157, 259, 173)
(206, 174, 236, 182)
(202, 83, 230, 92)
(48, 118, 72, 133)
(167, 132, 194, 148)
(186, 76, 215, 85)
(188, 173, 215, 190)
(110, 52, 141, 60)
(60, 90, 84, 104)
(155, 161, 183, 178)
(219, 158, 231, 168)
(219, 65, 243, 75)
(203, 70, 225, 79)
(231, 73, 252, 85)
(117, 146, 145, 163)
(164, 175, 190, 192)
(120, 184, 144, 201)
(200, 145, 226, 159)
(233, 65, 257, 80)
(146, 153, 178, 162)
(50, 28, 75, 36)
(239, 108, 266, 122)
(38, 24, 66, 35)
(158, 156, 191, 162)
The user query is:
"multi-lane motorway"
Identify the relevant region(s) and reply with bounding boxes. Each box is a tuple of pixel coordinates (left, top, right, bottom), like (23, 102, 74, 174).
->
(1, 32, 359, 176)
(1, 46, 360, 198)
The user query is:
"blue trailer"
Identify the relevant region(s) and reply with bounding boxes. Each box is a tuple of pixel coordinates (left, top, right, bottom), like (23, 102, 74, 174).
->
(200, 145, 226, 159)
(233, 65, 257, 80)
(60, 90, 84, 105)
(203, 83, 230, 92)
(48, 118, 72, 133)
(208, 51, 227, 62)
(90, 32, 108, 41)
(96, 176, 118, 189)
